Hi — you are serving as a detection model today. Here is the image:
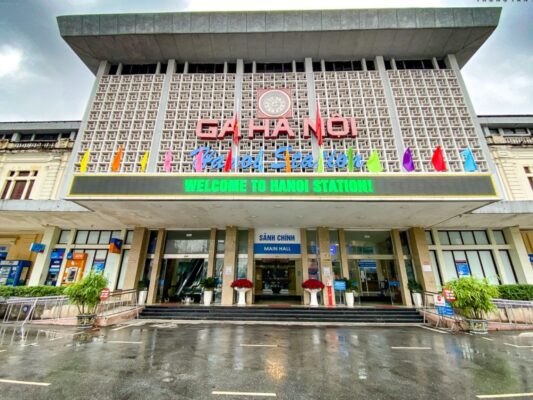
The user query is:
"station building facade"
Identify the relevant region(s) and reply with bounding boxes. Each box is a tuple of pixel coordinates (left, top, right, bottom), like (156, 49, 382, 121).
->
(1, 8, 532, 305)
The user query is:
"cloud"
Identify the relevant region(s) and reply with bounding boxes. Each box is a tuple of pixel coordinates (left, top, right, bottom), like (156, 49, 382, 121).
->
(0, 45, 23, 78)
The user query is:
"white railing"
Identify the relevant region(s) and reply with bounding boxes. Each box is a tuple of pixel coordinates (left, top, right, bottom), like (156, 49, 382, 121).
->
(96, 289, 140, 318)
(2, 296, 69, 326)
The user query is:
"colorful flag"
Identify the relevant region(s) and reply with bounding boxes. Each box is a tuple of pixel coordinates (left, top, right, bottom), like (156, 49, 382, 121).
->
(431, 145, 447, 172)
(315, 100, 323, 146)
(366, 150, 383, 173)
(139, 150, 149, 172)
(111, 146, 123, 172)
(284, 148, 292, 173)
(194, 148, 203, 172)
(347, 147, 354, 172)
(164, 149, 173, 172)
(461, 148, 478, 172)
(223, 147, 232, 172)
(402, 147, 415, 172)
(354, 153, 363, 169)
(233, 113, 239, 145)
(79, 149, 90, 173)
(317, 150, 324, 173)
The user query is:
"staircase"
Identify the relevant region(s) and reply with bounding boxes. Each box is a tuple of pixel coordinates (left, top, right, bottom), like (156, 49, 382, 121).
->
(139, 305, 423, 324)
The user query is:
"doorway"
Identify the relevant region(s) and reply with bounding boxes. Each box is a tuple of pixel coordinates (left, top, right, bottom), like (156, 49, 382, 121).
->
(157, 258, 207, 303)
(349, 258, 402, 304)
(254, 259, 301, 304)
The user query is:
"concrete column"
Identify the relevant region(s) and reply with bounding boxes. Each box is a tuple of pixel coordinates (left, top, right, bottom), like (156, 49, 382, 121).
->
(207, 228, 217, 278)
(246, 228, 254, 304)
(408, 228, 437, 292)
(375, 56, 405, 164)
(391, 230, 412, 306)
(105, 229, 128, 290)
(304, 57, 320, 163)
(221, 227, 238, 305)
(28, 227, 61, 286)
(445, 54, 505, 197)
(338, 229, 349, 279)
(503, 227, 533, 284)
(60, 60, 109, 198)
(147, 59, 175, 172)
(300, 229, 310, 305)
(147, 229, 166, 304)
(122, 228, 149, 290)
(317, 227, 334, 306)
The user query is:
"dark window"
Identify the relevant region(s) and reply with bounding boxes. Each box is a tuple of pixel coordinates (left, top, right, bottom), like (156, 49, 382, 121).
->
(226, 63, 237, 73)
(324, 61, 334, 71)
(295, 62, 305, 72)
(159, 63, 167, 74)
(437, 59, 447, 69)
(19, 133, 33, 142)
(24, 180, 34, 199)
(175, 63, 185, 74)
(1, 181, 11, 199)
(244, 63, 253, 73)
(215, 64, 224, 73)
(187, 63, 225, 74)
(312, 61, 322, 72)
(108, 64, 118, 75)
(34, 133, 59, 141)
(10, 181, 26, 199)
(422, 59, 434, 69)
(384, 60, 392, 70)
(255, 63, 291, 73)
(366, 60, 375, 70)
(121, 64, 157, 75)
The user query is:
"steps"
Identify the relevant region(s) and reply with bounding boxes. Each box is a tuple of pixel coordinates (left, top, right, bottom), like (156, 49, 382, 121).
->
(139, 305, 424, 324)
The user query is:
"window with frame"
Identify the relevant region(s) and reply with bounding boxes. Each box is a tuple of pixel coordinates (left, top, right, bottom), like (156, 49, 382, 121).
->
(524, 166, 533, 191)
(1, 170, 38, 200)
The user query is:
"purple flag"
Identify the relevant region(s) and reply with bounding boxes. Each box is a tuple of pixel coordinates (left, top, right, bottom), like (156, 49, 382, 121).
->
(164, 149, 173, 172)
(402, 147, 415, 172)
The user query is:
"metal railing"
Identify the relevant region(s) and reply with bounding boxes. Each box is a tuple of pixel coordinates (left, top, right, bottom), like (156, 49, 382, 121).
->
(2, 296, 69, 326)
(96, 289, 140, 318)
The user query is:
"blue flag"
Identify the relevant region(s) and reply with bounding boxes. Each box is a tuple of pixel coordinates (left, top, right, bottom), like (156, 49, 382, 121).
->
(461, 148, 478, 172)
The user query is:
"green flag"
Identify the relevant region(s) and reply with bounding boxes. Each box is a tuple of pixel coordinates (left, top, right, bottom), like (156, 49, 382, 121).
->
(347, 147, 353, 172)
(366, 150, 383, 173)
(317, 148, 324, 173)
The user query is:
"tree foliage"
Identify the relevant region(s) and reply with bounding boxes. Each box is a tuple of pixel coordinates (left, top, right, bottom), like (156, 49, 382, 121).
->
(445, 277, 499, 320)
(64, 272, 108, 315)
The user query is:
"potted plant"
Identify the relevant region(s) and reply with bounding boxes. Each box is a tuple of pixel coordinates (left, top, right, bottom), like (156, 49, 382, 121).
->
(302, 279, 325, 307)
(64, 272, 108, 328)
(408, 279, 424, 308)
(345, 279, 359, 307)
(137, 279, 148, 306)
(444, 277, 499, 334)
(199, 277, 216, 305)
(231, 279, 253, 306)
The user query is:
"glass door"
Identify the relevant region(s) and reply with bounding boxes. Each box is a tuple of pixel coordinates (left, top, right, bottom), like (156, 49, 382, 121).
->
(157, 258, 207, 303)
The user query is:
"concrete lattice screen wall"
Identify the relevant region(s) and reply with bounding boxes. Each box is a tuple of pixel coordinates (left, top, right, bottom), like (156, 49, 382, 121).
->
(389, 69, 488, 173)
(73, 67, 489, 174)
(160, 73, 236, 173)
(315, 70, 397, 172)
(76, 74, 164, 173)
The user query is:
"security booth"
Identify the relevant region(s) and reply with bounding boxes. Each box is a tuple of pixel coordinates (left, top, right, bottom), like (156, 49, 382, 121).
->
(0, 260, 31, 286)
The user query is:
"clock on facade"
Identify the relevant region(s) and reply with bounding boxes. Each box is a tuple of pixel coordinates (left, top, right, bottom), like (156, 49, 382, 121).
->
(256, 89, 293, 119)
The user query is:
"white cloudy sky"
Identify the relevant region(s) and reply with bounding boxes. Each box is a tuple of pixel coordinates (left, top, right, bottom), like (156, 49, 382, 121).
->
(0, 0, 531, 121)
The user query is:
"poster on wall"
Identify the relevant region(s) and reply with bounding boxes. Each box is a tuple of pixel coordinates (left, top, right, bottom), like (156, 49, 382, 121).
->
(92, 260, 105, 275)
(455, 260, 471, 278)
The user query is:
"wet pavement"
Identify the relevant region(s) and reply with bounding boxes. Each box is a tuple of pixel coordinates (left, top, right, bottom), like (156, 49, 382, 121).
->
(0, 322, 532, 400)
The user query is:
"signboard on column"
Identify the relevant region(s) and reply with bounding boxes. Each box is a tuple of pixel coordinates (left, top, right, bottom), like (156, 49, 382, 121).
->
(254, 228, 301, 256)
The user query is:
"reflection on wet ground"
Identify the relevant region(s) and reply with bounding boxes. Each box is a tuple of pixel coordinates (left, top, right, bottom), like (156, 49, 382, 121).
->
(0, 322, 531, 399)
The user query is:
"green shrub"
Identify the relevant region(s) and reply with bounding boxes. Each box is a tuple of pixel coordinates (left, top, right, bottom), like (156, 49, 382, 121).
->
(497, 284, 533, 301)
(0, 286, 66, 298)
(199, 277, 216, 290)
(445, 277, 499, 320)
(64, 272, 108, 315)
(408, 279, 423, 293)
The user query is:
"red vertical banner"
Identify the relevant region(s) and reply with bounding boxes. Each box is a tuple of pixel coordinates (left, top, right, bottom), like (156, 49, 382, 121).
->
(327, 285, 334, 307)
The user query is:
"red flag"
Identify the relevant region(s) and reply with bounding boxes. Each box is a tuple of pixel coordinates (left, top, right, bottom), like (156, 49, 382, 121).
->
(431, 146, 447, 172)
(223, 147, 232, 172)
(315, 100, 323, 146)
(233, 113, 239, 145)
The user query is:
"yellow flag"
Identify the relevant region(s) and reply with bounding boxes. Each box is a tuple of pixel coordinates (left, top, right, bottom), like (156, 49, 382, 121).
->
(79, 150, 90, 173)
(140, 150, 149, 172)
(285, 149, 291, 173)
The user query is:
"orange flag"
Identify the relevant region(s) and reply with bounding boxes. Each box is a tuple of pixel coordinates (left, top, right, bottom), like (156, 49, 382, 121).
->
(284, 148, 291, 173)
(111, 146, 123, 172)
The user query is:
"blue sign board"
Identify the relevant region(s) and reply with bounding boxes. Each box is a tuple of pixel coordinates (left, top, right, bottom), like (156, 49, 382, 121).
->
(253, 244, 301, 255)
(437, 301, 455, 317)
(455, 261, 471, 278)
(333, 280, 347, 291)
(529, 254, 533, 263)
(389, 280, 400, 287)
(358, 260, 377, 269)
(30, 242, 46, 253)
